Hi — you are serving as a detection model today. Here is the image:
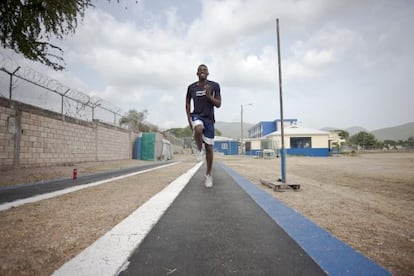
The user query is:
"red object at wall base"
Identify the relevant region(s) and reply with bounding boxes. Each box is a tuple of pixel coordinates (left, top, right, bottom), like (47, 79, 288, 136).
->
(73, 168, 77, 180)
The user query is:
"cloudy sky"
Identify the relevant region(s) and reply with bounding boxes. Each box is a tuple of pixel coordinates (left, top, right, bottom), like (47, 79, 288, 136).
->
(3, 0, 414, 131)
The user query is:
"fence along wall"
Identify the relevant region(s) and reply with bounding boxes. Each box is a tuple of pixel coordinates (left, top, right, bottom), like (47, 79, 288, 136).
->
(0, 98, 137, 169)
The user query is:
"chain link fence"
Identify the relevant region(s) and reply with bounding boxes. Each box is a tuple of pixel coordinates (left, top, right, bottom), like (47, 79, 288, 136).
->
(0, 51, 124, 126)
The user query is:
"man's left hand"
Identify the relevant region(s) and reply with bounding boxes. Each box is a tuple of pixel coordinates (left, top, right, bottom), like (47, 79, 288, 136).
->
(205, 84, 212, 98)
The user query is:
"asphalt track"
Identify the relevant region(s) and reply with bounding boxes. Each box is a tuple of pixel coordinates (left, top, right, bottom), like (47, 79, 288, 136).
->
(0, 161, 174, 204)
(119, 163, 390, 276)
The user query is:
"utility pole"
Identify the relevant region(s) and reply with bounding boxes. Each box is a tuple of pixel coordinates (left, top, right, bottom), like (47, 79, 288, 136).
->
(260, 19, 300, 191)
(276, 18, 286, 183)
(241, 104, 243, 155)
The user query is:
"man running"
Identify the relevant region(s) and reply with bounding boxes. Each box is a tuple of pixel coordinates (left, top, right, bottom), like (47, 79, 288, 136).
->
(186, 64, 221, 187)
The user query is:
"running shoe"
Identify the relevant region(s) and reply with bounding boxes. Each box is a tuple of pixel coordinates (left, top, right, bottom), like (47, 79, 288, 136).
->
(196, 148, 205, 162)
(205, 174, 213, 188)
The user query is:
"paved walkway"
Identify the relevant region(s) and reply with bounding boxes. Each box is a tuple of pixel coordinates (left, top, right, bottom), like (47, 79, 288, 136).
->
(118, 163, 390, 276)
(120, 163, 325, 275)
(50, 161, 390, 276)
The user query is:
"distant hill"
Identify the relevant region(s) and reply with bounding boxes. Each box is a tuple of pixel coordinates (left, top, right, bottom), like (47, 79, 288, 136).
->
(322, 122, 414, 141)
(371, 122, 414, 141)
(321, 126, 368, 135)
(346, 126, 369, 135)
(215, 121, 254, 139)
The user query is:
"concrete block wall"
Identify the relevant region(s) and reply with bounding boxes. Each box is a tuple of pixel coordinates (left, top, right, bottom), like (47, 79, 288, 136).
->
(0, 98, 136, 169)
(0, 104, 15, 167)
(97, 122, 132, 161)
(19, 112, 96, 167)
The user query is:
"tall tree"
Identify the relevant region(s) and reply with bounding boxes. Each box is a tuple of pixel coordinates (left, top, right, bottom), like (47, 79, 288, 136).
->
(337, 130, 349, 140)
(0, 0, 96, 70)
(349, 131, 378, 150)
(119, 109, 147, 132)
(168, 127, 193, 138)
(405, 137, 414, 149)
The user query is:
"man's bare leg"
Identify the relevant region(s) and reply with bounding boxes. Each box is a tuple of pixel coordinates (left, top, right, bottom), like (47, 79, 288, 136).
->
(204, 143, 214, 187)
(193, 125, 203, 151)
(205, 144, 213, 175)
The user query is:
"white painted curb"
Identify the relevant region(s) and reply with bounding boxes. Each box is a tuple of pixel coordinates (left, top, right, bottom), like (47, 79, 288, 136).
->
(53, 162, 202, 276)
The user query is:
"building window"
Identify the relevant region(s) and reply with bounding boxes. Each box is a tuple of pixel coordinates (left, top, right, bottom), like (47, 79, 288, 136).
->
(290, 137, 311, 148)
(261, 140, 272, 150)
(221, 143, 228, 150)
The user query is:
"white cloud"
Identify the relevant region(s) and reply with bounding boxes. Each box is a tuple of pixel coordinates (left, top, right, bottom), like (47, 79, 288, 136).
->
(160, 94, 174, 104)
(3, 0, 412, 131)
(303, 49, 334, 67)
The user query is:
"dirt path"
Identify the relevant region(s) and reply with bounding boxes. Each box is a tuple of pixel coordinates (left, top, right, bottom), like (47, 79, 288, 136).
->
(0, 152, 413, 275)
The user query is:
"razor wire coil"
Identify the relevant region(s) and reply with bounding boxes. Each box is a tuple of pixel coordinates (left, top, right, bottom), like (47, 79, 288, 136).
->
(0, 51, 124, 126)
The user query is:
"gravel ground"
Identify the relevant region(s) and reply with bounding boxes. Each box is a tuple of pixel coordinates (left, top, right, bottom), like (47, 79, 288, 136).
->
(0, 152, 413, 275)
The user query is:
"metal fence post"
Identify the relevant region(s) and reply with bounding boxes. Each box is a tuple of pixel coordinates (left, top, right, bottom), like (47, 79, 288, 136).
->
(8, 66, 21, 100)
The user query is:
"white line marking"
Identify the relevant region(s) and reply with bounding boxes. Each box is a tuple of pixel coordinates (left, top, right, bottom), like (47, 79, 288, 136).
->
(0, 162, 179, 212)
(53, 162, 202, 276)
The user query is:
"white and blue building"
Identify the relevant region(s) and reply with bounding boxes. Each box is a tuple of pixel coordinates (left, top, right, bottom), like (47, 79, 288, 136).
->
(214, 136, 240, 156)
(246, 119, 331, 157)
(248, 119, 298, 138)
